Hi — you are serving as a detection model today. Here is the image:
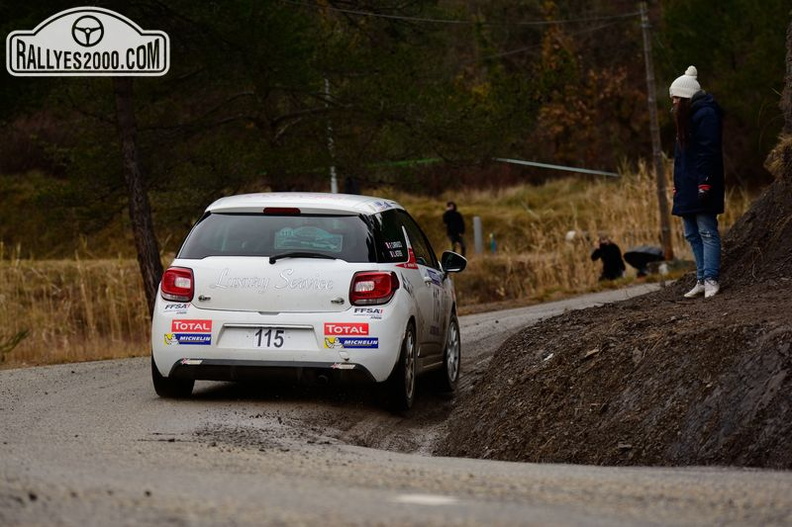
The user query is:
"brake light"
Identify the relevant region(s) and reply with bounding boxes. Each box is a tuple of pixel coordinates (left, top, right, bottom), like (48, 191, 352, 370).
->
(161, 267, 194, 302)
(350, 271, 399, 305)
(263, 207, 300, 215)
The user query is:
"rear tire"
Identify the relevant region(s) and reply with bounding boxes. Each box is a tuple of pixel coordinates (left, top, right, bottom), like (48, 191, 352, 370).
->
(433, 312, 461, 393)
(151, 357, 194, 398)
(385, 322, 416, 412)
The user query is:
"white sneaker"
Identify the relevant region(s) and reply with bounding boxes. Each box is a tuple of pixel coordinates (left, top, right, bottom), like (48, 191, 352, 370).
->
(684, 281, 705, 298)
(704, 279, 720, 298)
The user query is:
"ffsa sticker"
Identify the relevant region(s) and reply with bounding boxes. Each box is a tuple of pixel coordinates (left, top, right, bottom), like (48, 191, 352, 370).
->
(353, 307, 384, 319)
(163, 303, 189, 314)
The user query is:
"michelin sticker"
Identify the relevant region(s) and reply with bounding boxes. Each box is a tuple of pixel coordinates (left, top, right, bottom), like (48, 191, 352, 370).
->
(165, 333, 211, 345)
(6, 6, 169, 76)
(324, 337, 379, 349)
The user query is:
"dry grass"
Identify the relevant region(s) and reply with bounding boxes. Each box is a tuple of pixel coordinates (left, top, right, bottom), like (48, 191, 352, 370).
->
(0, 164, 756, 368)
(399, 161, 754, 309)
(0, 249, 149, 368)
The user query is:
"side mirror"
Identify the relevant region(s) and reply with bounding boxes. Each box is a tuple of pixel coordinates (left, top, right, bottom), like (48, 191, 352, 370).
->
(441, 251, 467, 274)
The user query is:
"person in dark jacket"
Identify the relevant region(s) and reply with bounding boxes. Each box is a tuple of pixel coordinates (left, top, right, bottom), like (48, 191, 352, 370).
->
(669, 66, 724, 299)
(591, 235, 626, 281)
(442, 201, 466, 256)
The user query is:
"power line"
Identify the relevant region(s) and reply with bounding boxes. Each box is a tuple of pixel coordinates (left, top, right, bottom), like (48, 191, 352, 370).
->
(280, 0, 640, 27)
(465, 20, 630, 64)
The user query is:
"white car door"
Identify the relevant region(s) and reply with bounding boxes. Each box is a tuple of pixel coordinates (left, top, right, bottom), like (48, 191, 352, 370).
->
(397, 220, 445, 358)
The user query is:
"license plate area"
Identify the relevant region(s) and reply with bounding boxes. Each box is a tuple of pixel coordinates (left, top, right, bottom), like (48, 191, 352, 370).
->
(220, 325, 315, 350)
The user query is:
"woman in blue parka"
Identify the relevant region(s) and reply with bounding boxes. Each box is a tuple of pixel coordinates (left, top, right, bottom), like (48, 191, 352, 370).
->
(669, 66, 725, 299)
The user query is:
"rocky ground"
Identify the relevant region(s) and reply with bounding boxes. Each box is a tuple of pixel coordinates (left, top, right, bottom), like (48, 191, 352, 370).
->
(436, 175, 792, 469)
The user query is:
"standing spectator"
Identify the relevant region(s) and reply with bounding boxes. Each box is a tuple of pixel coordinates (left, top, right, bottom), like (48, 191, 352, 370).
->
(442, 201, 466, 256)
(669, 66, 725, 299)
(591, 235, 626, 281)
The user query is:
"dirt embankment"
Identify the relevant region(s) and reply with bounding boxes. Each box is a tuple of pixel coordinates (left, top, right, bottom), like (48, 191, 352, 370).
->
(437, 64, 792, 468)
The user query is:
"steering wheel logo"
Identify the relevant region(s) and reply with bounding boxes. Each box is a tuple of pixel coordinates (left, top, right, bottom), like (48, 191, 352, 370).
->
(71, 15, 104, 47)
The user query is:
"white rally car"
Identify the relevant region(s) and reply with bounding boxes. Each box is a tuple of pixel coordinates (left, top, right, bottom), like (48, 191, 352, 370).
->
(151, 192, 466, 410)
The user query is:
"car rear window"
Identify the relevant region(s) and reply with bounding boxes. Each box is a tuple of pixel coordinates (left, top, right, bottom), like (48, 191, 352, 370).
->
(177, 213, 376, 263)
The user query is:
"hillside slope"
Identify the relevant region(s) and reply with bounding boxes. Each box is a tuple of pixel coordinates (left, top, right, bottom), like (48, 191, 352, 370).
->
(437, 176, 792, 468)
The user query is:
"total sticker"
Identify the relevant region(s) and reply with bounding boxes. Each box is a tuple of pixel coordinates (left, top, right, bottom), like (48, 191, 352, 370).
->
(324, 322, 369, 335)
(171, 319, 212, 332)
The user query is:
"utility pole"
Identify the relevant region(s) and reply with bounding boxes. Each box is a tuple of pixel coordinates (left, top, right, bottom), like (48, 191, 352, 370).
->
(640, 2, 674, 260)
(324, 77, 339, 194)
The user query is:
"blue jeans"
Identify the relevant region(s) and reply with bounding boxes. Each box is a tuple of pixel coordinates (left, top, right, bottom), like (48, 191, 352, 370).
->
(682, 214, 721, 281)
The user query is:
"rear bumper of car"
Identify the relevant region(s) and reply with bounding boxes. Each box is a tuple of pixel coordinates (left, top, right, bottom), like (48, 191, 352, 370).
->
(151, 296, 412, 383)
(166, 358, 376, 384)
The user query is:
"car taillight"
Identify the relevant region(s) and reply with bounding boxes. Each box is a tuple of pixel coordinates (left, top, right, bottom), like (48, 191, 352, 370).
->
(350, 271, 399, 305)
(262, 207, 300, 215)
(161, 267, 194, 302)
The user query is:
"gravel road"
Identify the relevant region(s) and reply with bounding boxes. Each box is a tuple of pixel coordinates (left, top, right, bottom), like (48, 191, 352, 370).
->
(2, 284, 791, 526)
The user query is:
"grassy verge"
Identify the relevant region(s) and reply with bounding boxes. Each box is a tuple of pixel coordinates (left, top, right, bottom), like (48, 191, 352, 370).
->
(402, 161, 751, 308)
(0, 255, 149, 368)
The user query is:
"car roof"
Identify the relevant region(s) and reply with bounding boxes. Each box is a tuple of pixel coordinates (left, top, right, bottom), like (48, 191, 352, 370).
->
(206, 192, 404, 215)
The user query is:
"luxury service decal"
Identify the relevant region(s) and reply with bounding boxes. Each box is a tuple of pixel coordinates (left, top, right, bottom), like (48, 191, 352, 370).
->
(210, 268, 334, 293)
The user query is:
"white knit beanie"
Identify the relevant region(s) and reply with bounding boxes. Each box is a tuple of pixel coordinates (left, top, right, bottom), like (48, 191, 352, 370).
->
(669, 66, 701, 98)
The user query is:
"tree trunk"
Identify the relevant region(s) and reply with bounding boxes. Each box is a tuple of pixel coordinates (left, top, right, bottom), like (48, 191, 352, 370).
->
(783, 18, 792, 137)
(113, 77, 163, 315)
(782, 18, 792, 183)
